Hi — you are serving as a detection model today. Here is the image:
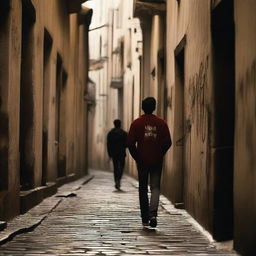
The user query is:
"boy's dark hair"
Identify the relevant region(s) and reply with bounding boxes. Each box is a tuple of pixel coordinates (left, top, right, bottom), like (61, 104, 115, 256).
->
(113, 119, 121, 128)
(142, 97, 156, 114)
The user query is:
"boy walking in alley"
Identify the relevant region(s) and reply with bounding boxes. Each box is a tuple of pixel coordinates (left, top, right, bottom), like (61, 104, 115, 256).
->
(107, 119, 128, 190)
(127, 97, 172, 227)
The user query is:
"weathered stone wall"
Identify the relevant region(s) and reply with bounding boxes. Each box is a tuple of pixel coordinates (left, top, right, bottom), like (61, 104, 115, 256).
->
(234, 0, 256, 254)
(0, 0, 90, 220)
(0, 0, 22, 220)
(161, 0, 236, 242)
(163, 0, 213, 233)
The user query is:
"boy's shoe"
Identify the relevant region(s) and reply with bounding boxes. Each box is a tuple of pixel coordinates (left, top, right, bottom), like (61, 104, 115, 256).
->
(149, 217, 157, 228)
(142, 217, 149, 227)
(115, 180, 120, 190)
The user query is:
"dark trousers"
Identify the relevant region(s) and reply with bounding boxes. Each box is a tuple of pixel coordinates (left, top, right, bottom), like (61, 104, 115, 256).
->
(112, 157, 125, 183)
(137, 163, 163, 222)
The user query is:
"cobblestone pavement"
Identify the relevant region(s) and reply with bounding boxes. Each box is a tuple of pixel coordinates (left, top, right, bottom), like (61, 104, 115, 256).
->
(0, 170, 238, 255)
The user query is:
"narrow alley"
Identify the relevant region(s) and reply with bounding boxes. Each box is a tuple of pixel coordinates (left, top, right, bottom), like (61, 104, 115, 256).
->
(0, 170, 237, 255)
(0, 0, 256, 255)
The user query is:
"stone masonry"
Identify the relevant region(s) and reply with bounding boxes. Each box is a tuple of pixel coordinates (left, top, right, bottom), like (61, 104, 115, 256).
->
(0, 170, 238, 255)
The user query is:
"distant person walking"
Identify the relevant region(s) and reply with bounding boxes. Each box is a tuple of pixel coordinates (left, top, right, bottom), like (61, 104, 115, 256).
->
(107, 119, 127, 190)
(127, 97, 172, 227)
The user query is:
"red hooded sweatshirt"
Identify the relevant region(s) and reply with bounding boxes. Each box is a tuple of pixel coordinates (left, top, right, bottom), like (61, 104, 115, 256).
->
(127, 114, 172, 165)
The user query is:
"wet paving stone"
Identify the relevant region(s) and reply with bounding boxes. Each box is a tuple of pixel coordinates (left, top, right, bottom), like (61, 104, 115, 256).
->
(0, 170, 238, 255)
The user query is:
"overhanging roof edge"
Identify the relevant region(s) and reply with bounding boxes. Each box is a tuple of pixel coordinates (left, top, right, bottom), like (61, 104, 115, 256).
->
(134, 0, 166, 17)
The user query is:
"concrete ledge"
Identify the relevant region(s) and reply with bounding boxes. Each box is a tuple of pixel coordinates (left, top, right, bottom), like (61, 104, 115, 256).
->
(1, 174, 94, 246)
(20, 173, 92, 214)
(56, 174, 94, 197)
(56, 173, 77, 187)
(20, 182, 57, 214)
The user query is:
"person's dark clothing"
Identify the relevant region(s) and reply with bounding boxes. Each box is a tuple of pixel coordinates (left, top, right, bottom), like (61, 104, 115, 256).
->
(107, 128, 127, 159)
(137, 163, 163, 222)
(107, 127, 127, 189)
(127, 114, 172, 224)
(112, 157, 125, 185)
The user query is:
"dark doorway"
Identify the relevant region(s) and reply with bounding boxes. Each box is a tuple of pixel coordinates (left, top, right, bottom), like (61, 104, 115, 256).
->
(139, 55, 143, 110)
(157, 15, 166, 119)
(174, 37, 186, 206)
(0, 0, 10, 191)
(20, 1, 36, 190)
(157, 47, 165, 118)
(211, 0, 235, 241)
(118, 88, 123, 121)
(42, 30, 53, 185)
(56, 55, 67, 178)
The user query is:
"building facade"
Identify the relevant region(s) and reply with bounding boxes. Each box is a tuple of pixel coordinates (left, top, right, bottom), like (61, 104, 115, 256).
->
(234, 0, 256, 255)
(86, 0, 142, 173)
(0, 0, 91, 220)
(87, 0, 255, 254)
(133, 0, 256, 255)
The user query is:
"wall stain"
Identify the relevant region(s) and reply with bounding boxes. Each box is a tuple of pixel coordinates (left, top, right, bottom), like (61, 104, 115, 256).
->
(188, 56, 209, 143)
(237, 59, 256, 170)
